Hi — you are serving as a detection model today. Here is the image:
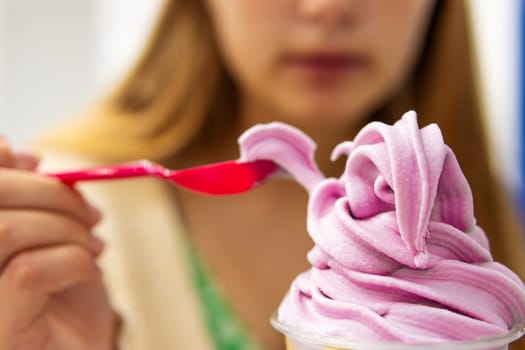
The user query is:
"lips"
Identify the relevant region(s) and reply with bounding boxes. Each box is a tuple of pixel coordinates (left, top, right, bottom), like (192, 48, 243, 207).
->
(284, 51, 367, 78)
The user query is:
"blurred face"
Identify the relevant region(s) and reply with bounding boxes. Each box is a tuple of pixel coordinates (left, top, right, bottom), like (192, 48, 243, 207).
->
(205, 0, 436, 127)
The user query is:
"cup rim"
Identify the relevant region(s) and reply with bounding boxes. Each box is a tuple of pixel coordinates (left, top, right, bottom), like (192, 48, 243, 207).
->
(271, 314, 525, 350)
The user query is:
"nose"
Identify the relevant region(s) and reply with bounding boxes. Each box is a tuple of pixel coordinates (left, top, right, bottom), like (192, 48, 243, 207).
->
(297, 0, 362, 27)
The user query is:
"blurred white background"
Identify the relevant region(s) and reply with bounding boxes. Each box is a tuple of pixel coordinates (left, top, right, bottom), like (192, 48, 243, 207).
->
(0, 0, 521, 190)
(0, 0, 162, 144)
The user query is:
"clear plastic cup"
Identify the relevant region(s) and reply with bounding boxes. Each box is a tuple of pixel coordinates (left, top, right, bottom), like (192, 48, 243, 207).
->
(271, 315, 525, 350)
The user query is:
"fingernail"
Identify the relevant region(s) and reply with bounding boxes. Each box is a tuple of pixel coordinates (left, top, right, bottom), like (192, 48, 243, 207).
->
(91, 235, 105, 254)
(13, 151, 40, 170)
(88, 204, 102, 225)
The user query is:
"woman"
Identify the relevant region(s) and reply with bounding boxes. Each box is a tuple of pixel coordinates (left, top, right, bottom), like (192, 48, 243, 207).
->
(0, 0, 523, 349)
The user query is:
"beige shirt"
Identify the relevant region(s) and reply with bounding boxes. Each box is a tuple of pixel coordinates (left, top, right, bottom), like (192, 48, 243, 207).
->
(40, 152, 214, 350)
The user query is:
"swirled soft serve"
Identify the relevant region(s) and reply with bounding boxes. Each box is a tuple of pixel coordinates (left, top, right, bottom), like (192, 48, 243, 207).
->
(238, 111, 525, 344)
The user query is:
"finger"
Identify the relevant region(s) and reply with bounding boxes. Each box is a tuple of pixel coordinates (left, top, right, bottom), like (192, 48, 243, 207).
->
(0, 168, 101, 226)
(0, 137, 40, 170)
(13, 151, 40, 170)
(2, 244, 101, 295)
(0, 245, 101, 328)
(0, 138, 16, 167)
(0, 138, 38, 170)
(0, 210, 102, 268)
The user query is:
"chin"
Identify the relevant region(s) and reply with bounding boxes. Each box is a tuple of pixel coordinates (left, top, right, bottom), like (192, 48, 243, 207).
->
(279, 99, 368, 128)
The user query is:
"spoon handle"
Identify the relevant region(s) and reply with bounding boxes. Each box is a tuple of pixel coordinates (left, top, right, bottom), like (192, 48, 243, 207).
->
(47, 160, 165, 184)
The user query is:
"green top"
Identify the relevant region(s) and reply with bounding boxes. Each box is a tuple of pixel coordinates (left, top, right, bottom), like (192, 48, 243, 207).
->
(184, 239, 263, 350)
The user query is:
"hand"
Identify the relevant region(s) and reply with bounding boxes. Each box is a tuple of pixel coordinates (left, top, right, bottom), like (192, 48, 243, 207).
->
(0, 141, 115, 350)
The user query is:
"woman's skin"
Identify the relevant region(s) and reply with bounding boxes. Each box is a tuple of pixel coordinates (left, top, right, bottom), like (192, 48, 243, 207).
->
(179, 1, 438, 348)
(0, 1, 438, 349)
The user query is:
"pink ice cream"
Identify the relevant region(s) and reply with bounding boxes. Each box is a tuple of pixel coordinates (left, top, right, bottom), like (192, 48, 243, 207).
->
(238, 111, 525, 343)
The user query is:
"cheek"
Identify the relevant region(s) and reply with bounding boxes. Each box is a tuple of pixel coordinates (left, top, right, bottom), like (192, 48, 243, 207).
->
(208, 1, 285, 96)
(370, 1, 436, 93)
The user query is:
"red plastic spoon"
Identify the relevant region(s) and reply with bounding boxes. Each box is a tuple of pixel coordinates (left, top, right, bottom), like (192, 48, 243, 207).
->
(47, 159, 280, 195)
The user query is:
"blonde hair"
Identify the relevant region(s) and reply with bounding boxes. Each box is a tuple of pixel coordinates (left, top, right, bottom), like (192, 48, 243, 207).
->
(41, 1, 525, 280)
